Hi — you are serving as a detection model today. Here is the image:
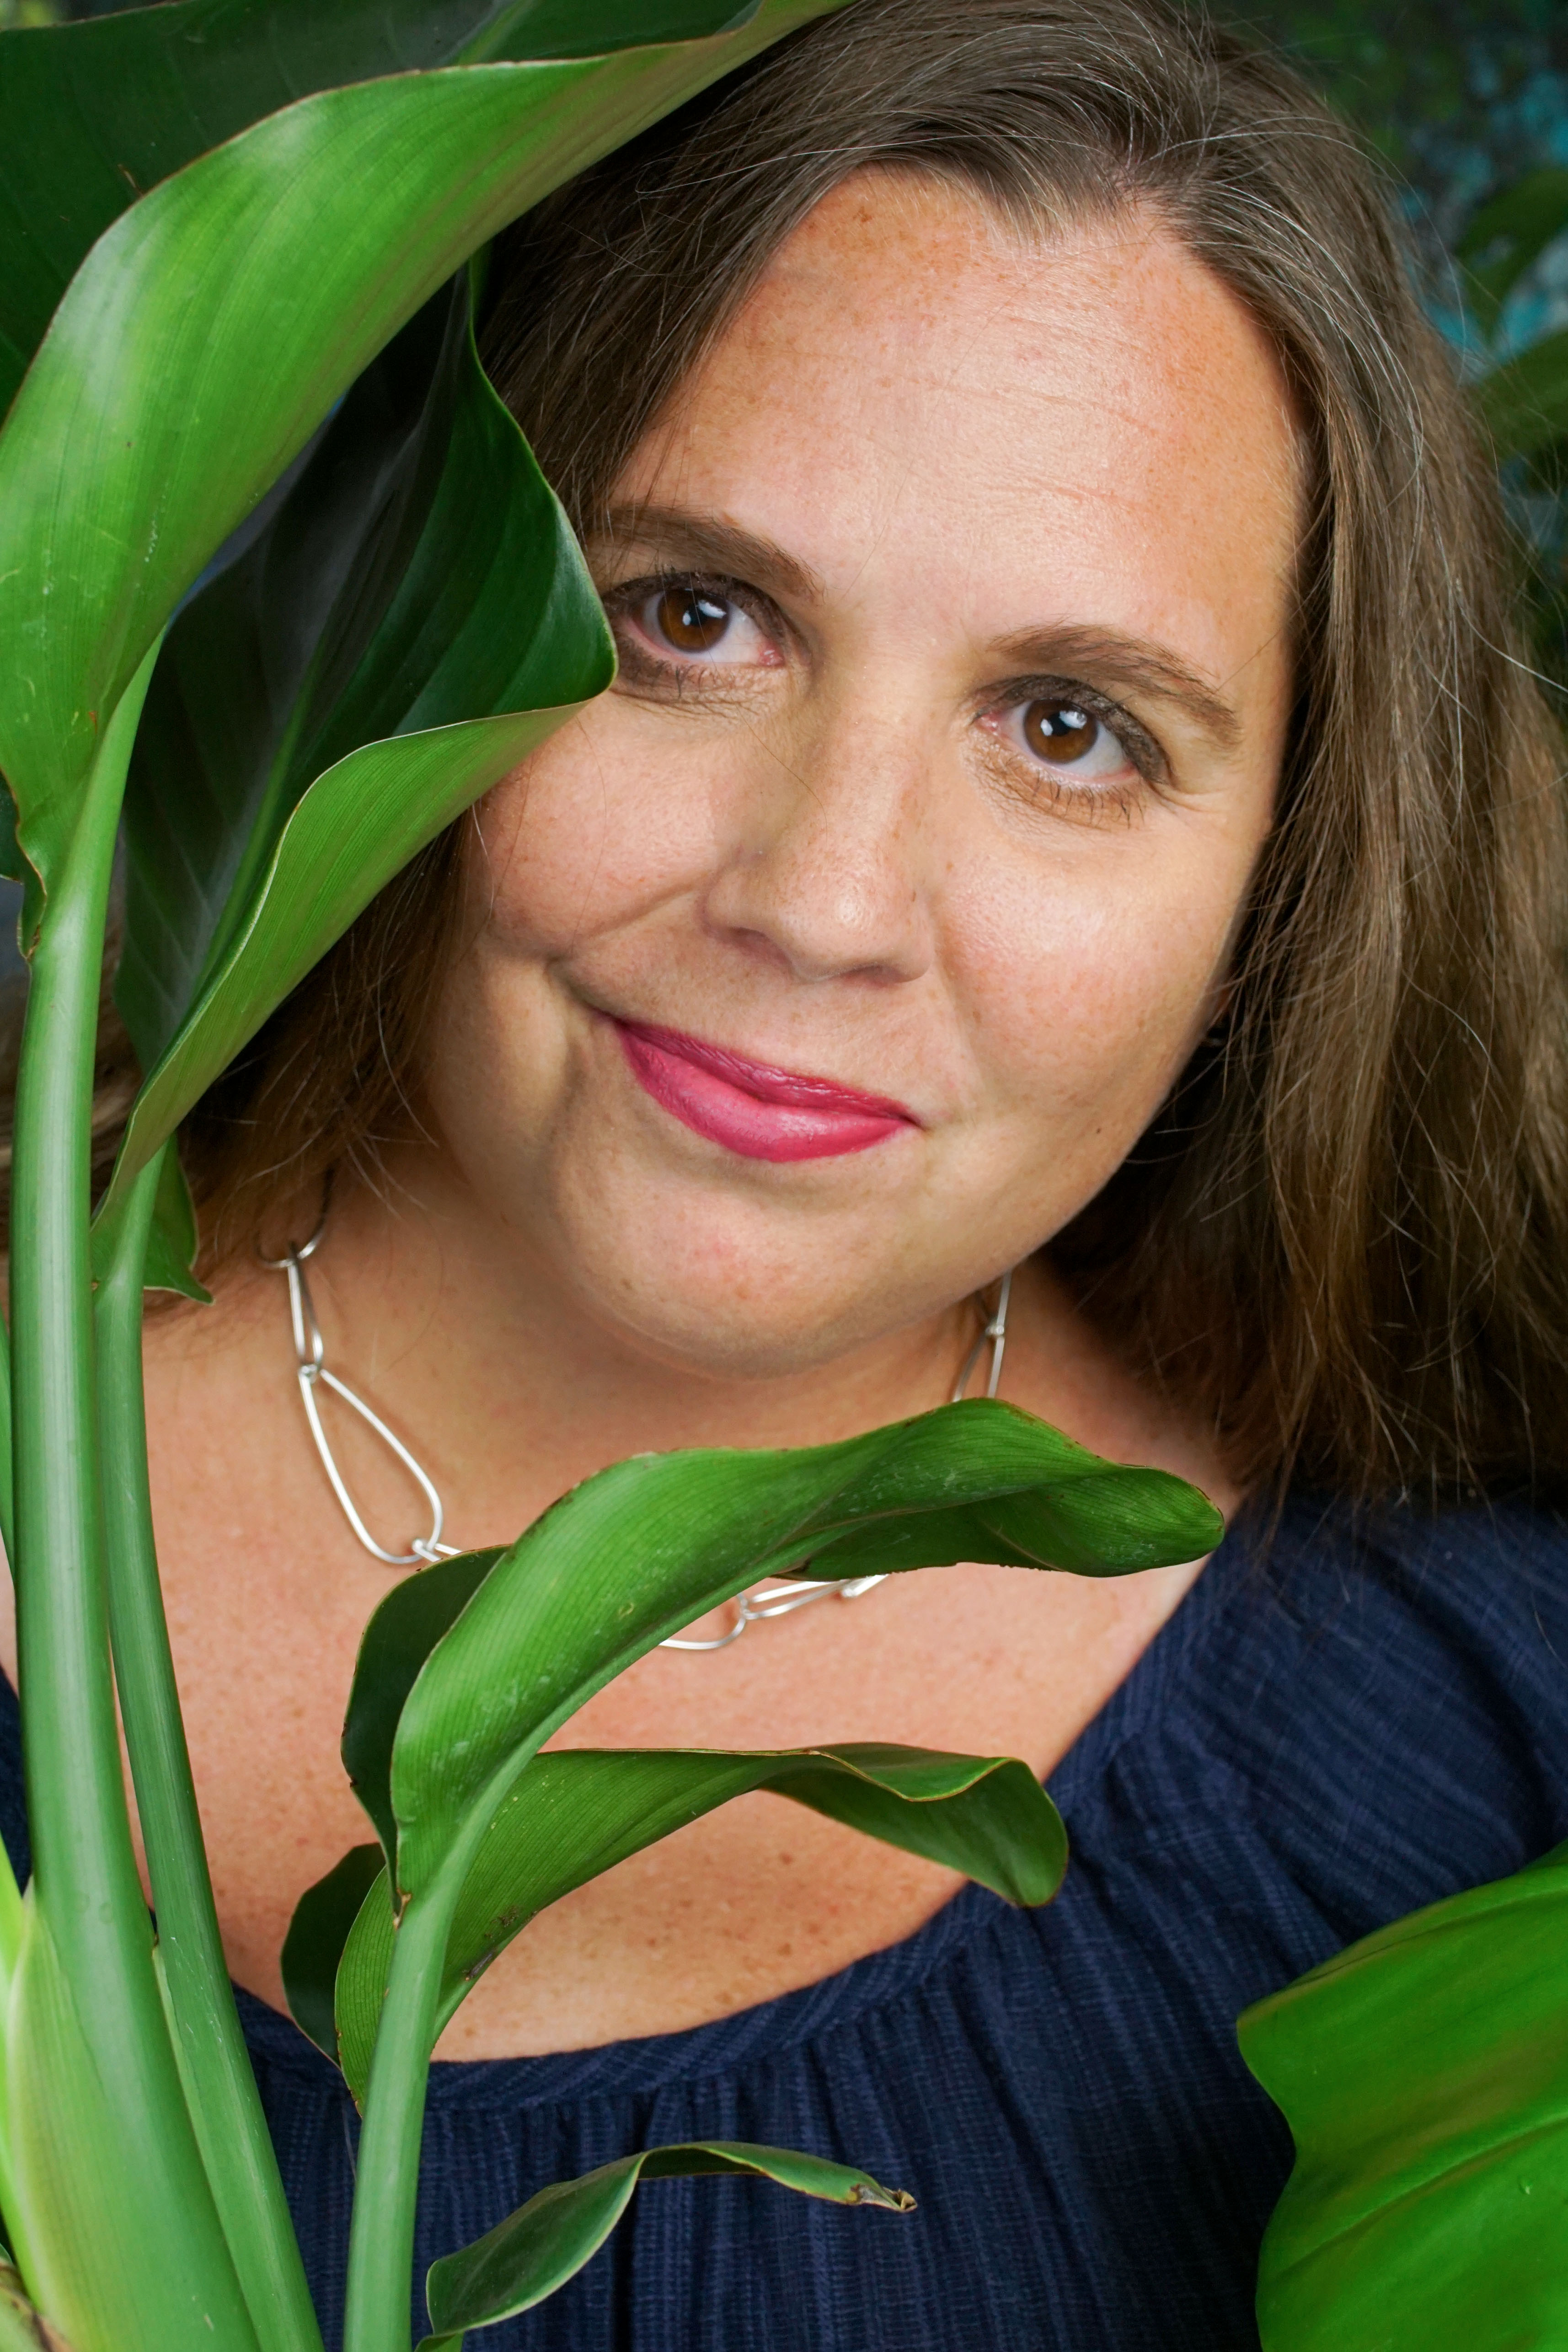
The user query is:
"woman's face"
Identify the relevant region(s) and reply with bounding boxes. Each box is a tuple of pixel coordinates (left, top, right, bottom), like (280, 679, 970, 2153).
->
(428, 174, 1300, 1374)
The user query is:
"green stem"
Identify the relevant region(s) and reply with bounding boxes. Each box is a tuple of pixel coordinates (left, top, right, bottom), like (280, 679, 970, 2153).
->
(96, 1144, 324, 2352)
(342, 1878, 456, 2352)
(9, 643, 257, 2352)
(0, 1307, 22, 1986)
(0, 1299, 15, 1575)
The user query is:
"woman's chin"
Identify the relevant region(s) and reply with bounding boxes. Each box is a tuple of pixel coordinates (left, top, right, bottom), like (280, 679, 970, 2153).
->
(544, 1205, 956, 1385)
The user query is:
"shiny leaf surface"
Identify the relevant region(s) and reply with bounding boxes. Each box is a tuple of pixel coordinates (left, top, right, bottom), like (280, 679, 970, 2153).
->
(115, 263, 611, 1076)
(116, 272, 470, 1072)
(362, 1400, 1220, 1899)
(0, 0, 847, 942)
(420, 2139, 914, 2344)
(100, 257, 612, 1209)
(0, 0, 775, 421)
(105, 711, 583, 1212)
(279, 1843, 385, 2063)
(324, 1741, 1068, 2099)
(1240, 1841, 1568, 2352)
(342, 1552, 500, 1872)
(0, 1899, 254, 2352)
(89, 1148, 209, 1304)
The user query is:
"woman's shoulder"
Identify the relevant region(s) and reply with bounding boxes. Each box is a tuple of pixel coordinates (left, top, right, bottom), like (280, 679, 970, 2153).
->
(1066, 1489, 1568, 1950)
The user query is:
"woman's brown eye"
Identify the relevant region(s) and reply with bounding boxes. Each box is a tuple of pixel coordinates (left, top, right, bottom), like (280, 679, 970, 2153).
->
(1022, 701, 1100, 765)
(652, 585, 732, 654)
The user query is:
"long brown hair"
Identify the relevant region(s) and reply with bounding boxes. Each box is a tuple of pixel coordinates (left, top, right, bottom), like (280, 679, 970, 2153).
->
(78, 0, 1568, 1504)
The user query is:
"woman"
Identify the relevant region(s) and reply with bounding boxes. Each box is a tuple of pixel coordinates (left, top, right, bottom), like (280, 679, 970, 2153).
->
(5, 0, 1568, 2344)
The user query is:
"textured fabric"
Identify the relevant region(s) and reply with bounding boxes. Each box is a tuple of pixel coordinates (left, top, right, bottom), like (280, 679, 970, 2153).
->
(3, 1493, 1566, 2351)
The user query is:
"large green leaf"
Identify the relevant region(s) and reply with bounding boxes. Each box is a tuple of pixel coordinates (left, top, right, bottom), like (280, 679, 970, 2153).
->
(103, 265, 613, 1195)
(0, 1896, 255, 2352)
(115, 271, 474, 1071)
(0, 0, 778, 423)
(420, 2140, 914, 2347)
(368, 1400, 1220, 1901)
(1474, 327, 1568, 464)
(0, 0, 850, 941)
(1238, 1842, 1568, 2352)
(104, 711, 582, 1212)
(309, 1741, 1068, 2096)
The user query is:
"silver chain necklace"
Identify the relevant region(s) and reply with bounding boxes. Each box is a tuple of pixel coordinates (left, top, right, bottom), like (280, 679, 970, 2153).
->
(263, 1219, 1011, 1653)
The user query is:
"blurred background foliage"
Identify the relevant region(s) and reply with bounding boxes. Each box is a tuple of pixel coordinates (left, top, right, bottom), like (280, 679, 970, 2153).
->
(1247, 0, 1568, 689)
(4, 0, 1567, 681)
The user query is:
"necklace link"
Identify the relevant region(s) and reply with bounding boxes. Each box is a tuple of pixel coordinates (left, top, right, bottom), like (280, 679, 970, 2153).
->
(264, 1220, 457, 1570)
(266, 1225, 1012, 1652)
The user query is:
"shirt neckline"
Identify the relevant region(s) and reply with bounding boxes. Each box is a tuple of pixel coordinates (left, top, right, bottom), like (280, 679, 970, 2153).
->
(239, 1511, 1252, 2104)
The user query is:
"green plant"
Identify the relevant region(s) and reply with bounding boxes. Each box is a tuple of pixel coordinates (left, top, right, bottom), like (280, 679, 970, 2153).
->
(1240, 1841, 1568, 2352)
(0, 7, 1225, 2349)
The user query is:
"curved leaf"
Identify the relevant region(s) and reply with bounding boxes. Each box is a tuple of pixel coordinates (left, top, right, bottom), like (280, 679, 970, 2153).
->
(279, 1843, 386, 2063)
(116, 273, 465, 1070)
(89, 1144, 210, 1305)
(420, 2139, 914, 2344)
(116, 263, 611, 1078)
(1239, 1842, 1568, 2352)
(342, 1552, 501, 1870)
(99, 263, 616, 1210)
(106, 713, 580, 1205)
(371, 1398, 1219, 1900)
(0, 0, 779, 421)
(323, 1740, 1068, 2099)
(0, 0, 850, 931)
(0, 1898, 256, 2352)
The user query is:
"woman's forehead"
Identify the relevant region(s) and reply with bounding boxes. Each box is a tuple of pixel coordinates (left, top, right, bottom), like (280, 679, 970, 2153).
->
(616, 172, 1300, 713)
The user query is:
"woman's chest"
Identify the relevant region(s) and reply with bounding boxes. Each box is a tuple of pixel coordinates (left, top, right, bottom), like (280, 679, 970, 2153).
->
(0, 1412, 1201, 2055)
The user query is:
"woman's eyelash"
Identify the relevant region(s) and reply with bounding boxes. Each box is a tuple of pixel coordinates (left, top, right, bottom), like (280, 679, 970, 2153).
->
(605, 571, 771, 638)
(604, 585, 1166, 793)
(988, 680, 1166, 785)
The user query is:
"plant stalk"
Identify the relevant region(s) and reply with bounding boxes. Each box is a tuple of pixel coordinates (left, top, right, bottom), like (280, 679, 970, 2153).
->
(341, 1877, 456, 2352)
(9, 643, 257, 2350)
(0, 1301, 14, 1574)
(96, 1144, 324, 2352)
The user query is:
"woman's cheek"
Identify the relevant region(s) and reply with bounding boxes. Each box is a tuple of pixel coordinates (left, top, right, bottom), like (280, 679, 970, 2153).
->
(960, 854, 1229, 1134)
(473, 717, 719, 955)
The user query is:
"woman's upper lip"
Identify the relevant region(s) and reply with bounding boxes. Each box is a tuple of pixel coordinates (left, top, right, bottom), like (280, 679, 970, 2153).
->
(610, 1018, 920, 1124)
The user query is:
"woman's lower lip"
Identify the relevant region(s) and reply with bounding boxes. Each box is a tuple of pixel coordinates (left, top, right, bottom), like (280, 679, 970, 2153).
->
(613, 1020, 916, 1163)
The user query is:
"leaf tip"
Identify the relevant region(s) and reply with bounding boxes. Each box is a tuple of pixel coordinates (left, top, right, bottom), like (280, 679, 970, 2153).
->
(851, 2182, 917, 2213)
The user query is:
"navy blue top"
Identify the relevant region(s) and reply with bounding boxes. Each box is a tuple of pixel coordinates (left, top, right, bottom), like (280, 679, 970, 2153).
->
(3, 1492, 1566, 2351)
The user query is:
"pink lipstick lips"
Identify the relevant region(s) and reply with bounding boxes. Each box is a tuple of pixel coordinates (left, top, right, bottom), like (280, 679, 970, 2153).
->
(614, 1019, 917, 1162)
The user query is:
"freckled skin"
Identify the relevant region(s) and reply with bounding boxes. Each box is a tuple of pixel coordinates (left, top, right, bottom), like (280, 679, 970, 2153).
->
(0, 177, 1298, 2054)
(435, 182, 1296, 1375)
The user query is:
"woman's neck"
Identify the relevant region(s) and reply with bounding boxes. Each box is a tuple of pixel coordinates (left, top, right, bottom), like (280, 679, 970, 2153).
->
(202, 1144, 1235, 1561)
(234, 1151, 1000, 1530)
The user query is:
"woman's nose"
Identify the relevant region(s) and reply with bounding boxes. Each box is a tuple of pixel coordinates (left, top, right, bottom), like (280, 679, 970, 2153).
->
(701, 706, 937, 986)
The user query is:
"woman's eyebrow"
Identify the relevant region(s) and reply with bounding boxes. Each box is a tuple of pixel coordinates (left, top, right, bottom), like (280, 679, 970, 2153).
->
(596, 512, 1244, 748)
(597, 503, 824, 605)
(992, 623, 1243, 751)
